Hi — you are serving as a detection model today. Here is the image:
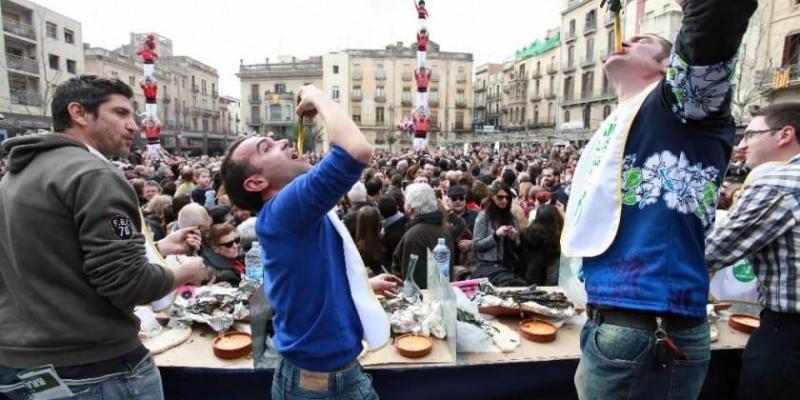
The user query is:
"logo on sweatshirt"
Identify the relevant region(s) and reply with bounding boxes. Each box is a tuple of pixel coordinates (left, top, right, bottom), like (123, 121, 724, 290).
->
(109, 214, 133, 239)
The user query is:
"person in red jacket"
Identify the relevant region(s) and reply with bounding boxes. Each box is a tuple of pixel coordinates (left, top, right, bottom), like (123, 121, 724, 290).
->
(417, 28, 429, 67)
(415, 0, 428, 30)
(137, 35, 158, 78)
(142, 117, 162, 154)
(140, 77, 158, 120)
(414, 67, 432, 112)
(412, 111, 431, 153)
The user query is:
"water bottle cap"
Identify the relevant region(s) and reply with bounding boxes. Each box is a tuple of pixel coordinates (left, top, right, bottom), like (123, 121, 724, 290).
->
(437, 237, 445, 245)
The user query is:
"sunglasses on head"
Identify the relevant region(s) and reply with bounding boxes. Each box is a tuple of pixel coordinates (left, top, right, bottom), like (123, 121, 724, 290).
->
(218, 237, 241, 248)
(449, 195, 465, 201)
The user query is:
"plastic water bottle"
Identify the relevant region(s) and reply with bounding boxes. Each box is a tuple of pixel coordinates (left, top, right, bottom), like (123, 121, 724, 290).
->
(433, 237, 450, 280)
(245, 241, 263, 283)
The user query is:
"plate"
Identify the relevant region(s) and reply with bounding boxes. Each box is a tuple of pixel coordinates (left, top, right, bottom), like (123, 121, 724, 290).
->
(728, 314, 760, 335)
(518, 319, 557, 343)
(212, 331, 253, 359)
(394, 334, 433, 358)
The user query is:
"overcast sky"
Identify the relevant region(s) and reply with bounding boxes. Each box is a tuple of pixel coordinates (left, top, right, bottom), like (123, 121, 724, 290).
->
(33, 0, 563, 98)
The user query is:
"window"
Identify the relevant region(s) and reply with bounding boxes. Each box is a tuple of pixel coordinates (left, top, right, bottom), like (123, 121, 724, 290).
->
(275, 83, 286, 93)
(564, 110, 570, 123)
(333, 65, 339, 74)
(568, 19, 576, 36)
(455, 111, 464, 129)
(250, 106, 260, 122)
(568, 46, 575, 66)
(66, 59, 76, 74)
(585, 10, 597, 30)
(332, 85, 340, 100)
(581, 71, 594, 98)
(607, 30, 615, 55)
(64, 29, 74, 44)
(782, 33, 800, 65)
(586, 38, 594, 60)
(603, 105, 612, 119)
(269, 104, 281, 121)
(251, 84, 260, 100)
(402, 87, 412, 102)
(533, 105, 539, 124)
(535, 80, 540, 96)
(283, 104, 293, 120)
(211, 83, 216, 94)
(353, 85, 362, 98)
(46, 22, 57, 39)
(547, 102, 553, 121)
(376, 86, 385, 98)
(563, 76, 574, 99)
(376, 107, 385, 124)
(456, 90, 465, 103)
(201, 79, 207, 94)
(430, 89, 439, 104)
(352, 105, 361, 123)
(202, 119, 209, 132)
(48, 54, 59, 70)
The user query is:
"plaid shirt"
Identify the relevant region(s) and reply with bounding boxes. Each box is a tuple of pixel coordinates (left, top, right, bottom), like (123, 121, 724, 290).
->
(706, 154, 800, 313)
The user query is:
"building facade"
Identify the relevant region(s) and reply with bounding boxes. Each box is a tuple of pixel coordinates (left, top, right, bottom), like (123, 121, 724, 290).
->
(237, 55, 323, 142)
(0, 0, 83, 134)
(473, 63, 502, 132)
(559, 0, 617, 134)
(750, 0, 800, 111)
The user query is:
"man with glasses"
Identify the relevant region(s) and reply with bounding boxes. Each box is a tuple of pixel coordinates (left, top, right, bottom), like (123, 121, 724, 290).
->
(446, 185, 477, 267)
(706, 102, 800, 399)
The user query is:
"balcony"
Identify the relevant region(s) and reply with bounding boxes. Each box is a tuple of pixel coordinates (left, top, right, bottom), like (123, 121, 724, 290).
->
(352, 70, 363, 80)
(375, 94, 386, 102)
(584, 21, 597, 35)
(9, 89, 41, 106)
(5, 53, 38, 74)
(375, 71, 386, 81)
(429, 97, 439, 107)
(581, 56, 596, 68)
(604, 13, 616, 27)
(211, 90, 219, 98)
(562, 62, 576, 74)
(531, 69, 543, 79)
(401, 98, 413, 106)
(758, 64, 800, 91)
(474, 82, 487, 92)
(161, 94, 172, 103)
(246, 118, 261, 126)
(527, 118, 556, 128)
(453, 122, 471, 132)
(431, 71, 440, 82)
(264, 90, 295, 103)
(2, 17, 35, 40)
(455, 99, 467, 108)
(190, 106, 215, 116)
(545, 90, 557, 99)
(547, 64, 558, 75)
(192, 84, 200, 93)
(351, 92, 362, 101)
(564, 31, 577, 43)
(249, 95, 261, 104)
(530, 94, 543, 102)
(402, 71, 412, 81)
(457, 74, 467, 83)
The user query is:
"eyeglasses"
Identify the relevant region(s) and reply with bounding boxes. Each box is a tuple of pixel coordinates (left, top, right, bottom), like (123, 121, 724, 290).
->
(449, 195, 465, 201)
(743, 128, 777, 141)
(218, 237, 241, 248)
(495, 195, 510, 200)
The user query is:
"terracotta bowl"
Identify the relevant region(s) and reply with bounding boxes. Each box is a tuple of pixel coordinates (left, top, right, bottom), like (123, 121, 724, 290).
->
(394, 333, 433, 358)
(519, 319, 558, 343)
(728, 314, 760, 335)
(212, 331, 253, 359)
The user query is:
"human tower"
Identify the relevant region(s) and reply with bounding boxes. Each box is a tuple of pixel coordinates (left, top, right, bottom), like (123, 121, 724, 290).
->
(136, 33, 162, 155)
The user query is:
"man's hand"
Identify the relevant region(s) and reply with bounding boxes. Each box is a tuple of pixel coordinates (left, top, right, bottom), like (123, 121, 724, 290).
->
(171, 256, 206, 288)
(296, 85, 327, 119)
(157, 227, 202, 256)
(369, 273, 402, 297)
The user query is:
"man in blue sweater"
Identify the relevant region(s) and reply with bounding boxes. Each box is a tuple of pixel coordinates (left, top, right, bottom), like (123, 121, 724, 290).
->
(563, 0, 757, 399)
(221, 85, 387, 399)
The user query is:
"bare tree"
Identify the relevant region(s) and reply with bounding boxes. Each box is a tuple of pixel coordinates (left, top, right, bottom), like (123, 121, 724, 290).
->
(731, 5, 771, 125)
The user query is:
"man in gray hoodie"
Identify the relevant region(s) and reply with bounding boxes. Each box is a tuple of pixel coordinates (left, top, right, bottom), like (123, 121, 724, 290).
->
(0, 75, 205, 399)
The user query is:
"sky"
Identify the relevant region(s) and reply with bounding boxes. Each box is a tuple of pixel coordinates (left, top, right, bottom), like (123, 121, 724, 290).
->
(33, 0, 563, 99)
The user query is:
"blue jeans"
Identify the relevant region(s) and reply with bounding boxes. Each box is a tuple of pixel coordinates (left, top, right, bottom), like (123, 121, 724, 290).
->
(0, 350, 163, 400)
(574, 318, 710, 400)
(271, 357, 378, 400)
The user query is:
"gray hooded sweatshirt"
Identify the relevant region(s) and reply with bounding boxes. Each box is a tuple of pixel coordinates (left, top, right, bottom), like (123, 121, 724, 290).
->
(0, 133, 174, 368)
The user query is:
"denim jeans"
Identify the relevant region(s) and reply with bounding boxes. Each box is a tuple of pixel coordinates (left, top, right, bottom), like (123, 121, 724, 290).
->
(0, 350, 163, 400)
(574, 318, 710, 400)
(271, 357, 378, 400)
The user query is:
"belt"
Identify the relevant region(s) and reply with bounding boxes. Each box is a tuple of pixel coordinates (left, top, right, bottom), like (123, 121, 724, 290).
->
(54, 346, 150, 380)
(587, 305, 706, 332)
